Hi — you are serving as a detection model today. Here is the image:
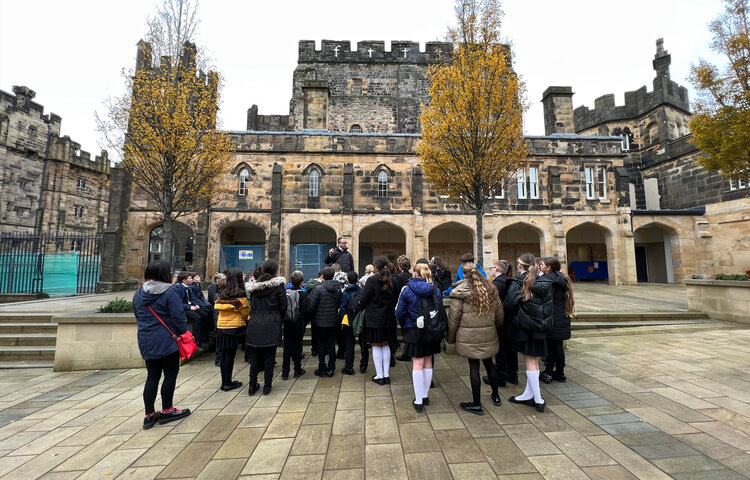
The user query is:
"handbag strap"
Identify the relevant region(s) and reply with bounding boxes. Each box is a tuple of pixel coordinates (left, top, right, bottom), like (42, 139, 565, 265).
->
(148, 305, 177, 340)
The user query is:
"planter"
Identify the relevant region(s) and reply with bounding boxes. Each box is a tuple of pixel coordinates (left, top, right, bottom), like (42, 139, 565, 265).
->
(684, 279, 750, 324)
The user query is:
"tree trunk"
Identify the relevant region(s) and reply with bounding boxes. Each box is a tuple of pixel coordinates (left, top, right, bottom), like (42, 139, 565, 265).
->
(475, 205, 484, 268)
(162, 216, 174, 270)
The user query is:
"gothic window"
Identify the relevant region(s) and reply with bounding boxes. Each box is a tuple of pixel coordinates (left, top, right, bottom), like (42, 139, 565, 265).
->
(238, 168, 250, 195)
(309, 170, 320, 198)
(377, 171, 388, 197)
(350, 124, 362, 133)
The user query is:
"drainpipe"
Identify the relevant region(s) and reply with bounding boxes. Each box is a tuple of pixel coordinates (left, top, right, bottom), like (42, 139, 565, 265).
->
(34, 120, 53, 235)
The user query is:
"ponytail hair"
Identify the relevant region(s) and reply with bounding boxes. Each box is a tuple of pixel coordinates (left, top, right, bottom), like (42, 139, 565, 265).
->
(543, 256, 575, 316)
(414, 263, 432, 284)
(374, 256, 393, 293)
(518, 252, 537, 301)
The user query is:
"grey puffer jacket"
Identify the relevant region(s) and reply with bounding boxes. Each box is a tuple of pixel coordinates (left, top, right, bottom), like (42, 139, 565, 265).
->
(446, 279, 504, 360)
(246, 276, 287, 348)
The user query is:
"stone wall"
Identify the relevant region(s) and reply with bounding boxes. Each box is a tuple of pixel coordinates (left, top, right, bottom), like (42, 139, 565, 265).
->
(686, 279, 750, 324)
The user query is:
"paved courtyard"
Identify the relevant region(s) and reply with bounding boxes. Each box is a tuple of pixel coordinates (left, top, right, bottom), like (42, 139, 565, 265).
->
(1, 319, 750, 479)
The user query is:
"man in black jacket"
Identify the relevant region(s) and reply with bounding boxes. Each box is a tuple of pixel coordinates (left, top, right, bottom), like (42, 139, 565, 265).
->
(484, 259, 519, 386)
(325, 237, 354, 273)
(307, 267, 343, 377)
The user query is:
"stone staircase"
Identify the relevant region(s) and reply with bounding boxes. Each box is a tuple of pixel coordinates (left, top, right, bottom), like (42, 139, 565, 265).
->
(572, 311, 711, 329)
(0, 313, 57, 368)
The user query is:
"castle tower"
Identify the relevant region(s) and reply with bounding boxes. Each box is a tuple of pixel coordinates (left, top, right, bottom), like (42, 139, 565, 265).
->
(542, 86, 575, 135)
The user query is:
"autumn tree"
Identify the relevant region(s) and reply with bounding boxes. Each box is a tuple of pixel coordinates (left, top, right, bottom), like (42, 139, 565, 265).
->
(690, 0, 750, 180)
(418, 0, 528, 262)
(98, 0, 233, 267)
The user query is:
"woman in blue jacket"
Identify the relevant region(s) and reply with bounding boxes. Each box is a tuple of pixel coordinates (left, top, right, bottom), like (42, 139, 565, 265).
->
(133, 261, 191, 430)
(396, 263, 442, 413)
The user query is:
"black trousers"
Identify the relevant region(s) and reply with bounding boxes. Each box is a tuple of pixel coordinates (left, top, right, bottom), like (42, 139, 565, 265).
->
(336, 328, 346, 357)
(282, 322, 304, 374)
(143, 351, 180, 414)
(310, 323, 318, 354)
(359, 334, 370, 368)
(544, 338, 566, 376)
(316, 325, 337, 371)
(218, 347, 237, 386)
(469, 357, 499, 405)
(341, 325, 355, 368)
(186, 308, 212, 345)
(247, 346, 277, 385)
(494, 326, 518, 383)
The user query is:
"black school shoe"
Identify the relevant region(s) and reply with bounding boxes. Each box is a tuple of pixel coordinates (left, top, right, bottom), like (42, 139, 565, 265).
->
(341, 366, 355, 375)
(540, 372, 553, 384)
(359, 365, 368, 373)
(314, 369, 326, 377)
(459, 402, 484, 416)
(293, 368, 306, 378)
(371, 376, 387, 386)
(553, 374, 567, 383)
(535, 401, 545, 413)
(158, 407, 191, 424)
(281, 372, 289, 380)
(413, 401, 424, 413)
(508, 396, 535, 407)
(248, 382, 260, 396)
(263, 384, 272, 395)
(143, 412, 160, 430)
(491, 393, 502, 406)
(220, 381, 243, 392)
(422, 397, 430, 406)
(390, 357, 396, 368)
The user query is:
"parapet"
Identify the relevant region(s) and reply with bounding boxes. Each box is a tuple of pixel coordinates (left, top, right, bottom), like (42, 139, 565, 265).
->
(47, 134, 111, 174)
(298, 40, 452, 64)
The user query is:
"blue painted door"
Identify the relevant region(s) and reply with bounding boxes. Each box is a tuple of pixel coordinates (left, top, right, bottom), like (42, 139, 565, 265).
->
(219, 245, 265, 274)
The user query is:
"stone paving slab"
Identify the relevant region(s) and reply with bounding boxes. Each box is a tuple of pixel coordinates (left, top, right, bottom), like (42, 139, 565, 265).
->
(2, 323, 750, 479)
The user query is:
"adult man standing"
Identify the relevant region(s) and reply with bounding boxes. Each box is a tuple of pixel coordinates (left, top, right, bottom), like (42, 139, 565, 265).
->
(326, 237, 354, 273)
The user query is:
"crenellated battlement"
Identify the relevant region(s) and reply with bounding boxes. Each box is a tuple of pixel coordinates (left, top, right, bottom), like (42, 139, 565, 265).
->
(298, 40, 452, 64)
(48, 135, 110, 174)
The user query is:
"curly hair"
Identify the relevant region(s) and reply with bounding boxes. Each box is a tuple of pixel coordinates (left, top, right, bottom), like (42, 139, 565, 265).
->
(413, 263, 432, 283)
(462, 263, 498, 315)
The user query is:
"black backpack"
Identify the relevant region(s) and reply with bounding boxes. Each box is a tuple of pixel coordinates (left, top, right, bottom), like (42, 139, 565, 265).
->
(410, 286, 448, 343)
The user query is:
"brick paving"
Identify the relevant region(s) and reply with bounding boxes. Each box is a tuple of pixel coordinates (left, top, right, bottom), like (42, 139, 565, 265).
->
(1, 319, 749, 479)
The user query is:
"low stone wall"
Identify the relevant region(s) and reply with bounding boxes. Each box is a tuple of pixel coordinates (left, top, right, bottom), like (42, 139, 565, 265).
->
(54, 313, 144, 371)
(685, 279, 750, 324)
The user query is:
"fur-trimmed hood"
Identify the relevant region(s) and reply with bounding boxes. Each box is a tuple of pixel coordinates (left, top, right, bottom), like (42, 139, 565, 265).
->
(247, 276, 287, 294)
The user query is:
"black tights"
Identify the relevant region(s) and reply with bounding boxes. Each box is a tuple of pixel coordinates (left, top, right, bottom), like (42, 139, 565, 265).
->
(219, 347, 237, 386)
(143, 351, 180, 415)
(544, 339, 565, 376)
(469, 357, 499, 405)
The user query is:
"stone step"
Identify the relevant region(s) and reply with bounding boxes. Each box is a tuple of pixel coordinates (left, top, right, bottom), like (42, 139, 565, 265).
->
(0, 333, 57, 346)
(0, 323, 59, 334)
(0, 360, 55, 369)
(0, 346, 56, 360)
(574, 311, 709, 322)
(572, 319, 718, 330)
(0, 313, 56, 324)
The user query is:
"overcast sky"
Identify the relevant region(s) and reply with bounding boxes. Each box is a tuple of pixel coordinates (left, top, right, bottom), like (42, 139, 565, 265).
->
(0, 0, 725, 157)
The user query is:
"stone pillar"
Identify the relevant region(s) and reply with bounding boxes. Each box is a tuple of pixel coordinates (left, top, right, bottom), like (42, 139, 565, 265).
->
(193, 209, 209, 279)
(542, 86, 575, 135)
(302, 81, 330, 130)
(269, 163, 283, 262)
(97, 165, 132, 292)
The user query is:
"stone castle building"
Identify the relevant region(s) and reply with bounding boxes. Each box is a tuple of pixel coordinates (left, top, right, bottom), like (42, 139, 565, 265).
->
(0, 86, 110, 237)
(93, 39, 749, 290)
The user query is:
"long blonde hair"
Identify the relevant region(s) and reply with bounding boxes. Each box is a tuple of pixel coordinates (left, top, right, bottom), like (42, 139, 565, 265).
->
(414, 263, 432, 283)
(462, 263, 498, 315)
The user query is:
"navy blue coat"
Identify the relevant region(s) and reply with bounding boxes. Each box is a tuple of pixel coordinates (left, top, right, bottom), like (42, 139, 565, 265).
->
(189, 283, 211, 307)
(133, 282, 188, 360)
(395, 278, 442, 330)
(173, 283, 195, 311)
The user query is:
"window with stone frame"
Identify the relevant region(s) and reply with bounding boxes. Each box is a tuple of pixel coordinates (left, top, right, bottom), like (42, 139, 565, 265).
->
(585, 166, 607, 200)
(77, 178, 87, 190)
(309, 169, 320, 198)
(238, 168, 250, 195)
(350, 124, 362, 133)
(73, 206, 85, 218)
(729, 177, 748, 190)
(377, 171, 388, 197)
(351, 78, 363, 95)
(516, 166, 539, 199)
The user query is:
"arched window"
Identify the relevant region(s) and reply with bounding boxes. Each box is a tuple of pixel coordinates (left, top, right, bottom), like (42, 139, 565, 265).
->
(309, 170, 320, 198)
(238, 168, 250, 195)
(378, 171, 388, 197)
(350, 124, 362, 133)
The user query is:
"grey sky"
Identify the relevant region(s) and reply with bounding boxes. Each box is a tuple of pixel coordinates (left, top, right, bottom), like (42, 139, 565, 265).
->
(0, 0, 724, 157)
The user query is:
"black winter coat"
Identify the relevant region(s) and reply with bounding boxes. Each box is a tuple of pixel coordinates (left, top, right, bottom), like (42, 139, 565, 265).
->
(325, 247, 354, 272)
(433, 269, 453, 294)
(357, 273, 403, 329)
(246, 276, 287, 347)
(308, 280, 343, 328)
(542, 271, 572, 341)
(504, 273, 552, 344)
(207, 283, 219, 307)
(491, 274, 509, 303)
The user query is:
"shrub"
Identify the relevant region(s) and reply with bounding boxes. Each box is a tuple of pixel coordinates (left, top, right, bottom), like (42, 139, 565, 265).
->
(99, 297, 135, 313)
(715, 273, 749, 281)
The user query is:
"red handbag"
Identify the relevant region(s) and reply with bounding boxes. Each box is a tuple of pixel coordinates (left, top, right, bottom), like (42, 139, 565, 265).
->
(148, 306, 199, 360)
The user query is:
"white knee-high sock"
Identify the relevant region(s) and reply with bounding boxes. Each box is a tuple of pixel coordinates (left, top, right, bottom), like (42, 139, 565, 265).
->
(527, 370, 544, 404)
(422, 368, 433, 399)
(372, 346, 383, 379)
(382, 347, 391, 378)
(412, 369, 424, 404)
(515, 371, 534, 401)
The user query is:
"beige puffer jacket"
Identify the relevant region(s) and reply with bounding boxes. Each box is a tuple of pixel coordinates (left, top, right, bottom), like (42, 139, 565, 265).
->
(446, 279, 504, 359)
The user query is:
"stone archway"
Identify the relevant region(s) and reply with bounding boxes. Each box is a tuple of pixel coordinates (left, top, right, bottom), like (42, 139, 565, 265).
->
(359, 221, 407, 273)
(634, 223, 680, 283)
(565, 222, 612, 282)
(217, 221, 267, 273)
(289, 221, 337, 279)
(148, 221, 194, 272)
(497, 223, 544, 264)
(428, 222, 475, 271)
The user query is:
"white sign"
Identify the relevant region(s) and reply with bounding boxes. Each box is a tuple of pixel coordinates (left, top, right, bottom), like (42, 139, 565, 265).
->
(239, 250, 253, 260)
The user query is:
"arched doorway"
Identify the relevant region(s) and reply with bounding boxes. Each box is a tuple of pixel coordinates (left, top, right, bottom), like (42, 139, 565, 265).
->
(289, 221, 337, 280)
(359, 222, 406, 274)
(148, 222, 194, 272)
(218, 221, 266, 273)
(498, 223, 544, 264)
(428, 222, 475, 271)
(565, 223, 611, 282)
(634, 224, 678, 283)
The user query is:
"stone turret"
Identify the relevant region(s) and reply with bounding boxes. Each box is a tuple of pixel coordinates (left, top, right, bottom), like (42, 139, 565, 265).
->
(542, 86, 575, 135)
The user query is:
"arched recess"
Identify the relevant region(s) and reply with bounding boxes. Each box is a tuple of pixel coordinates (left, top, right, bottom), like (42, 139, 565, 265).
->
(359, 221, 407, 273)
(217, 220, 266, 273)
(148, 221, 194, 272)
(497, 223, 544, 264)
(565, 222, 613, 283)
(633, 223, 680, 283)
(289, 221, 337, 280)
(428, 222, 475, 271)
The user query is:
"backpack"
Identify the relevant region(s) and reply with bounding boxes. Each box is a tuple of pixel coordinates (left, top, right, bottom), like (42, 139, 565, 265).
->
(410, 286, 448, 343)
(284, 289, 301, 325)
